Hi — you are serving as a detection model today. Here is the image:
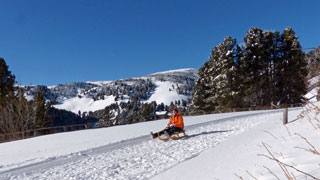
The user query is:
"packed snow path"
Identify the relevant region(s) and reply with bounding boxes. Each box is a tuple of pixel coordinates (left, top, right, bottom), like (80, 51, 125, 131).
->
(1, 110, 286, 180)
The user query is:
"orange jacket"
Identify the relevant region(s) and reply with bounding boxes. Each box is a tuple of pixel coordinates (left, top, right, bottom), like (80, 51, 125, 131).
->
(168, 112, 184, 130)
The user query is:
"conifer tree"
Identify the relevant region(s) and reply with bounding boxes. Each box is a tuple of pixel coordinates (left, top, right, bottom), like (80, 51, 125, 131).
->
(259, 30, 279, 106)
(99, 106, 115, 126)
(242, 27, 265, 106)
(0, 58, 15, 98)
(277, 27, 307, 105)
(232, 44, 246, 107)
(99, 106, 109, 126)
(191, 37, 239, 112)
(191, 61, 216, 112)
(141, 103, 151, 120)
(209, 37, 238, 111)
(33, 92, 48, 128)
(305, 46, 320, 78)
(269, 31, 283, 106)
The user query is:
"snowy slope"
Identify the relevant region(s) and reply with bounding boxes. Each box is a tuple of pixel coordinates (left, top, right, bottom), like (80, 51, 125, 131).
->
(0, 110, 278, 171)
(53, 95, 119, 113)
(1, 105, 319, 180)
(22, 68, 198, 114)
(152, 104, 320, 180)
(305, 75, 319, 102)
(144, 81, 189, 105)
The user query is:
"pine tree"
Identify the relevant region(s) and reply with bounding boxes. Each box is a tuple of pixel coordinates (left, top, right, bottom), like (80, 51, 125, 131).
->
(190, 61, 216, 112)
(305, 46, 320, 78)
(269, 31, 283, 106)
(99, 106, 115, 126)
(232, 44, 246, 108)
(33, 92, 48, 128)
(242, 27, 265, 106)
(277, 27, 307, 105)
(259, 30, 278, 106)
(191, 27, 307, 111)
(209, 37, 238, 111)
(0, 58, 15, 98)
(141, 103, 151, 120)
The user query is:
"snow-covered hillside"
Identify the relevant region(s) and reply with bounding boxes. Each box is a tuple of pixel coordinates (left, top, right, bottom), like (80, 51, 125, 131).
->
(1, 105, 319, 179)
(21, 68, 198, 114)
(305, 75, 320, 102)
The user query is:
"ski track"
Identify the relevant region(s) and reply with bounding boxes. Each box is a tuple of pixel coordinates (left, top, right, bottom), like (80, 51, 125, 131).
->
(1, 112, 283, 180)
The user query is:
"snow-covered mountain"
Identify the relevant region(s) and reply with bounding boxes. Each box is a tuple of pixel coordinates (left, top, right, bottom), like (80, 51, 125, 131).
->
(21, 68, 198, 114)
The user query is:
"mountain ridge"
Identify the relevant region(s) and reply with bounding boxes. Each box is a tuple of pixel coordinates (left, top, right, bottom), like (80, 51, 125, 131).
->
(21, 68, 199, 115)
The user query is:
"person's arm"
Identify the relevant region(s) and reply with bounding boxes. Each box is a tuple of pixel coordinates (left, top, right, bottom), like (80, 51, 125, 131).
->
(175, 116, 183, 128)
(167, 117, 173, 127)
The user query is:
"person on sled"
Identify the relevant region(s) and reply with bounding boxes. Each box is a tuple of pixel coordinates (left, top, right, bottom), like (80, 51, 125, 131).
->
(150, 107, 184, 139)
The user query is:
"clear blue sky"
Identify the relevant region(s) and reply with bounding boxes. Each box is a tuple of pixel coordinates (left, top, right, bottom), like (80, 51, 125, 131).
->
(0, 0, 319, 86)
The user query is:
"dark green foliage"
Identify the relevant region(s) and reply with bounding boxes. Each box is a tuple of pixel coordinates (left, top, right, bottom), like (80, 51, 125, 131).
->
(191, 61, 216, 112)
(0, 59, 55, 138)
(242, 28, 266, 106)
(98, 106, 115, 126)
(47, 107, 94, 127)
(89, 100, 171, 127)
(0, 58, 15, 98)
(33, 92, 49, 128)
(277, 27, 307, 105)
(191, 27, 308, 111)
(305, 46, 320, 78)
(210, 37, 239, 111)
(192, 37, 239, 112)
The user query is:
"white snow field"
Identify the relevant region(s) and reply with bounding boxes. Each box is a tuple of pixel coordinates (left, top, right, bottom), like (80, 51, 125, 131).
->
(1, 106, 320, 180)
(52, 68, 198, 114)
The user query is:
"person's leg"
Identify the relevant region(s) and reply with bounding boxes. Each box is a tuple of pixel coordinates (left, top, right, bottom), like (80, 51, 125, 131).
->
(167, 127, 183, 136)
(151, 129, 167, 138)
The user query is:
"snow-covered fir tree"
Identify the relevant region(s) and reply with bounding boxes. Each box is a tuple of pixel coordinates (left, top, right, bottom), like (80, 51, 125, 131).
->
(191, 37, 239, 112)
(191, 61, 216, 112)
(209, 37, 239, 111)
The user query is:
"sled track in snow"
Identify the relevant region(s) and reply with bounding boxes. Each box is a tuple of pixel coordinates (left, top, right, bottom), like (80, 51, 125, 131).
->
(0, 108, 299, 179)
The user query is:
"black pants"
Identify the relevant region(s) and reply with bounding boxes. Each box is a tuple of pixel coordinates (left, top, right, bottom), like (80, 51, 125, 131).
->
(152, 127, 183, 138)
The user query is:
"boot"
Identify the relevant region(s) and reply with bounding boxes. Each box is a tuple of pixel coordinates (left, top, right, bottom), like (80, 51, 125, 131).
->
(150, 132, 157, 139)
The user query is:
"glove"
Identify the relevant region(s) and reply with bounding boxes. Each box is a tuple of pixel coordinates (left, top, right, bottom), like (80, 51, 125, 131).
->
(169, 124, 175, 128)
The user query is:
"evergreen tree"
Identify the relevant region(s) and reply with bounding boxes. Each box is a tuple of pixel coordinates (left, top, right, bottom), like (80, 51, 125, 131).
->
(269, 31, 283, 106)
(192, 37, 239, 112)
(242, 27, 265, 106)
(232, 44, 246, 107)
(0, 58, 15, 98)
(192, 27, 307, 111)
(33, 92, 49, 128)
(191, 61, 215, 112)
(209, 37, 238, 111)
(277, 27, 307, 105)
(99, 106, 115, 126)
(305, 46, 320, 78)
(140, 103, 153, 121)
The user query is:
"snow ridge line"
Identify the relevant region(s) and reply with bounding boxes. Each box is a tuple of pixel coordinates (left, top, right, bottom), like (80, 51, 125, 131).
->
(0, 108, 300, 178)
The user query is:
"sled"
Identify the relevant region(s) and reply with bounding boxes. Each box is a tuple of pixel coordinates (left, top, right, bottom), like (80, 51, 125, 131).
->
(158, 130, 188, 141)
